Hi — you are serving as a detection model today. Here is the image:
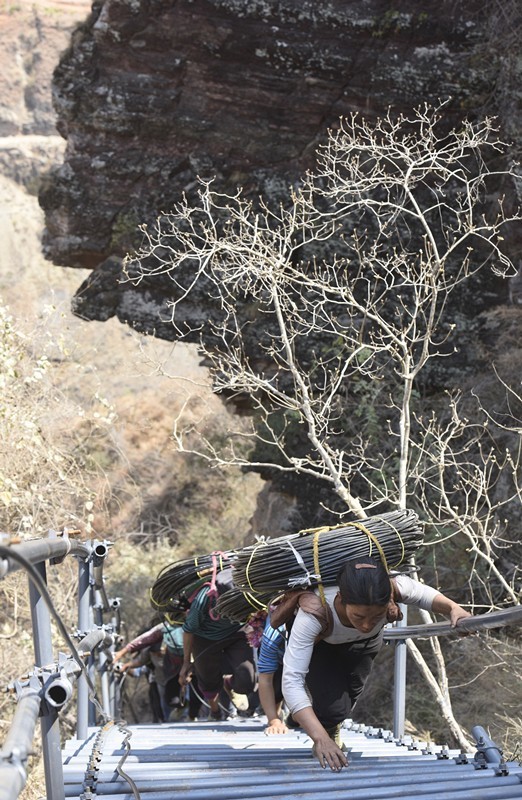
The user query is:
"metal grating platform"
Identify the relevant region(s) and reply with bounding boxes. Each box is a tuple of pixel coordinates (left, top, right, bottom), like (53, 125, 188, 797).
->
(61, 718, 522, 800)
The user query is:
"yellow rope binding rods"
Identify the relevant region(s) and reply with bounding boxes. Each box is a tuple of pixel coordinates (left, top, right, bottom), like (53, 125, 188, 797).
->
(348, 521, 390, 574)
(313, 530, 327, 607)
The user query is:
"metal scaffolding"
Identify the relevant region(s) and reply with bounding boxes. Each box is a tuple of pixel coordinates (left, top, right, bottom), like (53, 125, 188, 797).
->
(59, 717, 522, 800)
(0, 531, 121, 800)
(0, 530, 521, 800)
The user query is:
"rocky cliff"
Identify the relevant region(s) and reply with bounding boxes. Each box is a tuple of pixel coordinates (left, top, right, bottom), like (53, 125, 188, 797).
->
(36, 0, 522, 534)
(39, 0, 521, 330)
(0, 2, 90, 193)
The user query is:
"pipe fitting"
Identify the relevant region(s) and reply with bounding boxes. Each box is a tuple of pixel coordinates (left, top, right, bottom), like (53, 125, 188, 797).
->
(92, 542, 109, 564)
(43, 676, 73, 710)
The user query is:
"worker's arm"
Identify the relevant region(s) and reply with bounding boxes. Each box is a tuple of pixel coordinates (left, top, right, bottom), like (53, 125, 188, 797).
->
(291, 706, 347, 772)
(393, 577, 471, 630)
(431, 593, 471, 629)
(112, 624, 164, 662)
(179, 631, 194, 686)
(258, 672, 287, 734)
(282, 611, 347, 770)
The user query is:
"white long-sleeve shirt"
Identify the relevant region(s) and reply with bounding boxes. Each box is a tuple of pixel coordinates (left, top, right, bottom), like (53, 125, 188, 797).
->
(282, 575, 439, 715)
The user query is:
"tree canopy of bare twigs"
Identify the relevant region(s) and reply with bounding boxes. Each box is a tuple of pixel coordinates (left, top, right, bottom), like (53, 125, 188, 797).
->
(126, 102, 520, 541)
(125, 103, 522, 749)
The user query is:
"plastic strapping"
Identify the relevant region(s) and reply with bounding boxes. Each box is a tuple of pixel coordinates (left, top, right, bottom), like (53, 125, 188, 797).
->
(286, 539, 319, 588)
(374, 517, 406, 567)
(149, 586, 168, 609)
(243, 590, 266, 610)
(245, 540, 267, 592)
(299, 524, 333, 536)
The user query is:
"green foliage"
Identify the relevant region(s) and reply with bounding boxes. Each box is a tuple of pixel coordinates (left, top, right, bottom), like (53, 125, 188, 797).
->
(110, 209, 142, 252)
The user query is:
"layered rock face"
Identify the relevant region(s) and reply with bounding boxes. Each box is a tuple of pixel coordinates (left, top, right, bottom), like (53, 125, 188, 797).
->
(39, 0, 521, 329)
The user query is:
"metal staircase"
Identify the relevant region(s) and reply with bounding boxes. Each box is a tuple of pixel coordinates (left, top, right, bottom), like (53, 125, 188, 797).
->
(61, 717, 522, 800)
(2, 531, 521, 800)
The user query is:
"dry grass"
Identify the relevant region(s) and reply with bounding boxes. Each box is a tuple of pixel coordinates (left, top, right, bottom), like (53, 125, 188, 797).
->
(0, 159, 262, 799)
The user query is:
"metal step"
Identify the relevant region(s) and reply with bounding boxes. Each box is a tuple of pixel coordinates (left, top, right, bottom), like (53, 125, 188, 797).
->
(61, 717, 522, 800)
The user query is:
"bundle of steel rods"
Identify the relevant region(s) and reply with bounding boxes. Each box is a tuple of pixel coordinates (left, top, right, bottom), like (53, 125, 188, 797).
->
(150, 550, 238, 613)
(231, 509, 423, 597)
(215, 587, 274, 624)
(149, 509, 423, 620)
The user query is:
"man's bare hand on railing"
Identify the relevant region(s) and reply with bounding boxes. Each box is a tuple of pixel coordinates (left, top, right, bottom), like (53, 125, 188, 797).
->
(179, 662, 193, 687)
(112, 646, 129, 663)
(432, 595, 472, 635)
(451, 605, 472, 631)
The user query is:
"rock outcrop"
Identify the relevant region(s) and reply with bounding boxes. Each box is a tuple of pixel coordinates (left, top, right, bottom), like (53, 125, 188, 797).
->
(36, 0, 522, 533)
(0, 135, 65, 192)
(39, 0, 522, 329)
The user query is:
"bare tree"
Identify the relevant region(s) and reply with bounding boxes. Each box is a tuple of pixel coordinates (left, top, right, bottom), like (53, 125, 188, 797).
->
(126, 103, 521, 745)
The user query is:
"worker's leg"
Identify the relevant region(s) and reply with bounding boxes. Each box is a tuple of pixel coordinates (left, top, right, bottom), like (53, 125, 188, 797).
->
(305, 640, 379, 728)
(222, 632, 256, 695)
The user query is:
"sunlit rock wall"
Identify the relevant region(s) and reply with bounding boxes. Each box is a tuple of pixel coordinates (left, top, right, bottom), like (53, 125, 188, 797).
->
(38, 0, 521, 329)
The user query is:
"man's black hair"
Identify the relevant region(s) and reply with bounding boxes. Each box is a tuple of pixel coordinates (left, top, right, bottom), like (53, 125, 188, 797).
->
(337, 556, 391, 605)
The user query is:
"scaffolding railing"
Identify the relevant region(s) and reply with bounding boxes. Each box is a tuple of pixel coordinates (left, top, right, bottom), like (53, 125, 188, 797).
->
(0, 530, 122, 800)
(384, 603, 522, 739)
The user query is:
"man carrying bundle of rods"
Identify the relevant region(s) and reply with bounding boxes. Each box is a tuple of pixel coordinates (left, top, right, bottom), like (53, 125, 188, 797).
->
(179, 568, 257, 719)
(274, 554, 470, 771)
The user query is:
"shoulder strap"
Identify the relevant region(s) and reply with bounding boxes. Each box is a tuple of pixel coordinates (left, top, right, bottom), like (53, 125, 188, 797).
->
(269, 589, 309, 630)
(270, 588, 334, 639)
(297, 591, 334, 640)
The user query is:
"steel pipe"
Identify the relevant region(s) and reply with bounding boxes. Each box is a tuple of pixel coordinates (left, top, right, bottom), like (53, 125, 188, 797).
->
(77, 554, 92, 740)
(392, 603, 407, 738)
(57, 775, 522, 800)
(44, 676, 74, 710)
(76, 627, 114, 657)
(472, 726, 506, 764)
(1, 691, 46, 753)
(60, 760, 478, 783)
(0, 768, 26, 800)
(92, 542, 109, 590)
(0, 536, 91, 578)
(384, 605, 522, 640)
(0, 691, 41, 800)
(29, 562, 65, 800)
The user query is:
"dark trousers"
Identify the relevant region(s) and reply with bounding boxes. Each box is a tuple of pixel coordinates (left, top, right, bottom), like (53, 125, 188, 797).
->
(305, 639, 379, 728)
(191, 631, 256, 697)
(165, 674, 202, 718)
(148, 682, 164, 723)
